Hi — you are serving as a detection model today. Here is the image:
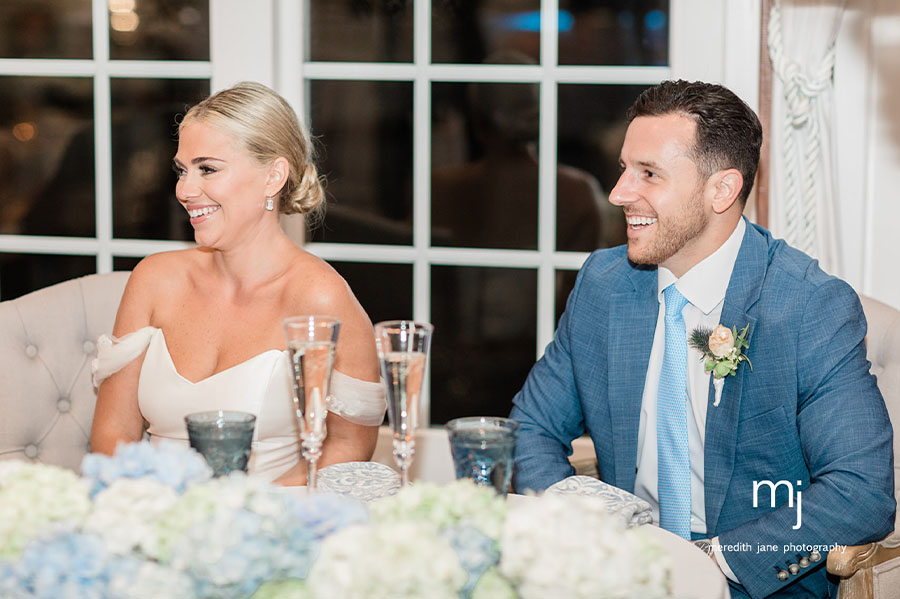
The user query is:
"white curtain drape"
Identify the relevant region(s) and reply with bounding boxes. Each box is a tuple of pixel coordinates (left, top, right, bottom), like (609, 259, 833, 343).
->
(768, 0, 846, 275)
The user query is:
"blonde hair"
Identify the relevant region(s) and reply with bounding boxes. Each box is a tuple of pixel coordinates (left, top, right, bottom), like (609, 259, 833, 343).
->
(179, 81, 324, 216)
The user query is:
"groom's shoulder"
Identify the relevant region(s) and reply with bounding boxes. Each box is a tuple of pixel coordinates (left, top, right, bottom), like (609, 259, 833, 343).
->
(579, 245, 652, 288)
(753, 224, 857, 303)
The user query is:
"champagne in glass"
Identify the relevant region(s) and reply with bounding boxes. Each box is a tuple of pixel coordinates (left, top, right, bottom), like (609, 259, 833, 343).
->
(375, 320, 434, 486)
(283, 316, 340, 490)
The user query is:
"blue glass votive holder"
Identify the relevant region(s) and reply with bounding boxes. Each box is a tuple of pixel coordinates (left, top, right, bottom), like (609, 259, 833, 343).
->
(446, 416, 519, 495)
(185, 410, 256, 477)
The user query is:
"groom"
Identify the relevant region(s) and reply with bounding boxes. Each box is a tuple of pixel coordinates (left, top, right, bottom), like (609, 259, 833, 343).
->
(509, 80, 894, 599)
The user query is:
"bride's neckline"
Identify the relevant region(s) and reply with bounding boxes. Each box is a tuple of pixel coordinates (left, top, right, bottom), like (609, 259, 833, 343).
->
(155, 328, 284, 385)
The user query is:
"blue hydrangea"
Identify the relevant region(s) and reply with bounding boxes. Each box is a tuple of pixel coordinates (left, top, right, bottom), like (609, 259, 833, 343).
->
(14, 532, 110, 599)
(11, 531, 198, 599)
(172, 507, 314, 599)
(0, 560, 29, 599)
(81, 441, 212, 497)
(157, 483, 369, 599)
(441, 525, 500, 598)
(285, 492, 369, 540)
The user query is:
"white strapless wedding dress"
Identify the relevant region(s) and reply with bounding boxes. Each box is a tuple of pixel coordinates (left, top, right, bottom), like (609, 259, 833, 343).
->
(92, 327, 386, 482)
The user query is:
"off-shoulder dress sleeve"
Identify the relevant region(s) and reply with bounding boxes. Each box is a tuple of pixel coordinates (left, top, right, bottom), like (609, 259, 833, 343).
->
(91, 326, 158, 388)
(327, 371, 387, 426)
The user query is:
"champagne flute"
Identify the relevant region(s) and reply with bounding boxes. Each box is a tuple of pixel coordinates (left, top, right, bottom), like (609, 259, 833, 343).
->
(375, 320, 434, 487)
(283, 315, 340, 490)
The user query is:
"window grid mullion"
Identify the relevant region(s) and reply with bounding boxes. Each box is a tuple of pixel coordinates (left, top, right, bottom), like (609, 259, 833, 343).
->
(412, 0, 433, 424)
(278, 0, 304, 111)
(536, 0, 560, 359)
(302, 62, 670, 84)
(412, 0, 431, 325)
(92, 0, 113, 273)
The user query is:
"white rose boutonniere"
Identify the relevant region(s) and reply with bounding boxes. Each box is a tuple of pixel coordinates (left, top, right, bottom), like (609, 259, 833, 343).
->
(688, 323, 752, 407)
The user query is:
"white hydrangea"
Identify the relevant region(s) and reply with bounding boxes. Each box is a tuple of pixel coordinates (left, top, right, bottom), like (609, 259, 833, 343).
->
(107, 558, 197, 599)
(83, 478, 179, 555)
(500, 494, 670, 598)
(141, 473, 277, 562)
(0, 460, 25, 483)
(370, 479, 507, 540)
(306, 520, 467, 598)
(0, 462, 91, 560)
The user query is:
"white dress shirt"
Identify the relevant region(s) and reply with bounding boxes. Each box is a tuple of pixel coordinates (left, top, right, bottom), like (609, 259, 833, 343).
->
(633, 218, 745, 582)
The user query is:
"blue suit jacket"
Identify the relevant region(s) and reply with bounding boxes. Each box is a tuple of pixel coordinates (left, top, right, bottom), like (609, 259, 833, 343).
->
(510, 221, 895, 599)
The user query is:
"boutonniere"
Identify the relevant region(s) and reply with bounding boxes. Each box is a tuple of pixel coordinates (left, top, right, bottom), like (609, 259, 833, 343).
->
(688, 324, 752, 407)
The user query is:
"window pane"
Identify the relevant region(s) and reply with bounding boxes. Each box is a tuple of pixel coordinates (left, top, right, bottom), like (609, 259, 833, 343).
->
(558, 1, 668, 66)
(430, 265, 536, 424)
(114, 256, 141, 271)
(308, 0, 413, 63)
(329, 261, 413, 326)
(0, 253, 94, 300)
(432, 0, 541, 64)
(110, 78, 209, 240)
(109, 0, 210, 61)
(308, 80, 413, 245)
(431, 81, 539, 250)
(0, 0, 92, 59)
(557, 84, 648, 251)
(0, 76, 94, 237)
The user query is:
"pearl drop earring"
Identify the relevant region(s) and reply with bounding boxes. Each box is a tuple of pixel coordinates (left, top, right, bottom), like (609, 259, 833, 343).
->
(265, 196, 275, 211)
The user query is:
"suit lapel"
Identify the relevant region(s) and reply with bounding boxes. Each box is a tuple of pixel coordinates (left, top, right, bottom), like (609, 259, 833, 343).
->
(607, 265, 657, 492)
(704, 221, 767, 534)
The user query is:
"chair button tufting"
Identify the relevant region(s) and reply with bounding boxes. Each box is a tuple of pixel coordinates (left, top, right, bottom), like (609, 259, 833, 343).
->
(25, 344, 38, 358)
(57, 398, 71, 413)
(83, 340, 96, 354)
(24, 444, 39, 459)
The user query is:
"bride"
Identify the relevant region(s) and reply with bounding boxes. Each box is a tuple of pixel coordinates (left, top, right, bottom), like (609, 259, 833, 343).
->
(90, 81, 385, 485)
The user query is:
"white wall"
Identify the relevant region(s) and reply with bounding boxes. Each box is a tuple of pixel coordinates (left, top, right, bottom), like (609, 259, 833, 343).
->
(789, 0, 900, 309)
(689, 1, 899, 310)
(857, 2, 900, 309)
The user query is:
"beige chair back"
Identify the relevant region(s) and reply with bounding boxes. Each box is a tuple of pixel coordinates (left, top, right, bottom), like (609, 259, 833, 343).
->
(861, 296, 900, 532)
(0, 272, 130, 472)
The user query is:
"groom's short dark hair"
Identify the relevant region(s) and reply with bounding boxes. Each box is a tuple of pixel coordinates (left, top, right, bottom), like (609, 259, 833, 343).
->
(627, 80, 763, 206)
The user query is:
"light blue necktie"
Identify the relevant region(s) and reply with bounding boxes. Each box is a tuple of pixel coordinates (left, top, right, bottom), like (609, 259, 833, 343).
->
(657, 284, 692, 539)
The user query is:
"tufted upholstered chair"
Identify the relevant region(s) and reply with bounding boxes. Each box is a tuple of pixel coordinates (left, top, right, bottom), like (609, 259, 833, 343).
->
(0, 272, 130, 473)
(827, 296, 900, 599)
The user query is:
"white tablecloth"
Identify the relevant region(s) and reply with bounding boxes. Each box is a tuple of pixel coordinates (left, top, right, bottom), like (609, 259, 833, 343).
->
(643, 524, 731, 599)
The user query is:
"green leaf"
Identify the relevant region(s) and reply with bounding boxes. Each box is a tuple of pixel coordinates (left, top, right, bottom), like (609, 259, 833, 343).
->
(736, 324, 751, 348)
(714, 362, 732, 378)
(704, 358, 716, 372)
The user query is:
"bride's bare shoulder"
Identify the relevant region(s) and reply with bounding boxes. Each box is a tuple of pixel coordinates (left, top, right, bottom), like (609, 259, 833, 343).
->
(125, 248, 205, 294)
(114, 249, 208, 331)
(284, 251, 358, 312)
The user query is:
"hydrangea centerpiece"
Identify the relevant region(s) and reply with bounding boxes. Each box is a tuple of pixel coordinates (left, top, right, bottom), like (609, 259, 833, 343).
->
(0, 442, 670, 598)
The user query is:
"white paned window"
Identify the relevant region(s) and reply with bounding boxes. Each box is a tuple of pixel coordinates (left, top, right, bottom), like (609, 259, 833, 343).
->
(0, 0, 738, 426)
(285, 0, 725, 425)
(0, 0, 210, 298)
